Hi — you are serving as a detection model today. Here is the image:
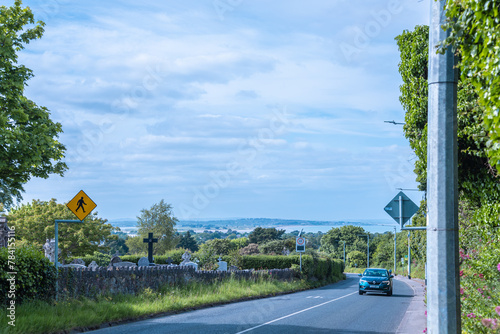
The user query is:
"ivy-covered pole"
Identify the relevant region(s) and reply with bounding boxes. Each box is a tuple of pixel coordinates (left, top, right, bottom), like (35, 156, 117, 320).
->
(427, 0, 460, 333)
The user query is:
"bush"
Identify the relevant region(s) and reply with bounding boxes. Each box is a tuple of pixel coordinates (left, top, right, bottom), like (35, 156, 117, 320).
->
(259, 240, 287, 255)
(0, 245, 57, 305)
(239, 243, 260, 255)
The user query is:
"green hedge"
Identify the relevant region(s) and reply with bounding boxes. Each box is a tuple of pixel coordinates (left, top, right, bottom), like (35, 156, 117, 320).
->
(0, 245, 57, 305)
(239, 254, 344, 281)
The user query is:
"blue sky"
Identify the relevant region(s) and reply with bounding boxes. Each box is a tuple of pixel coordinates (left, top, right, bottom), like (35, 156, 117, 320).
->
(17, 0, 429, 222)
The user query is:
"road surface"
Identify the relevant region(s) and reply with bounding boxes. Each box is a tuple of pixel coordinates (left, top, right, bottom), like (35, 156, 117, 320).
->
(88, 274, 418, 334)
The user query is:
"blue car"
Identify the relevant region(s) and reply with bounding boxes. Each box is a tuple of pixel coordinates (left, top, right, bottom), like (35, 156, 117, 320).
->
(358, 268, 393, 296)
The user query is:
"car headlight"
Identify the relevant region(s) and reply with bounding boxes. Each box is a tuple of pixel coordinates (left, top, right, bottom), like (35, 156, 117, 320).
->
(382, 280, 391, 285)
(360, 279, 367, 283)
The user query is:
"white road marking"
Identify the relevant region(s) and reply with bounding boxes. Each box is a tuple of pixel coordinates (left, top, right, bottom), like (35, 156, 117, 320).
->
(235, 291, 357, 334)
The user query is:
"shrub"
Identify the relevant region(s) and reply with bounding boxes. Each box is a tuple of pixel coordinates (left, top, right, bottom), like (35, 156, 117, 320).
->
(0, 245, 57, 305)
(239, 243, 260, 255)
(259, 240, 287, 255)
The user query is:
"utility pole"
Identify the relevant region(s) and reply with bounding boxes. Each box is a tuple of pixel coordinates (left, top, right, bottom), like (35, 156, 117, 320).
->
(407, 230, 411, 279)
(394, 227, 397, 274)
(427, 0, 460, 332)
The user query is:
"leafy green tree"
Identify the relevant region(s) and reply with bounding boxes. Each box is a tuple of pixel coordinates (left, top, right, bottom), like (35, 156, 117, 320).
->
(395, 25, 500, 205)
(136, 199, 178, 255)
(442, 0, 500, 169)
(0, 1, 67, 208)
(248, 227, 285, 244)
(347, 250, 366, 268)
(199, 238, 233, 256)
(124, 236, 144, 255)
(103, 237, 129, 255)
(258, 240, 287, 255)
(7, 199, 115, 260)
(320, 225, 367, 258)
(229, 237, 249, 250)
(176, 230, 199, 252)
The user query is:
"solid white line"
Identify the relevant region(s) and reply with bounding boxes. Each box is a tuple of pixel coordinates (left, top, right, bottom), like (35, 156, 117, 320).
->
(235, 291, 357, 334)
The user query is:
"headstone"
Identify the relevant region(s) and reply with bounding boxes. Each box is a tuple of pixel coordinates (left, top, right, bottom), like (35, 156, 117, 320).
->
(88, 261, 98, 271)
(138, 257, 149, 267)
(0, 218, 11, 248)
(71, 258, 86, 266)
(165, 257, 174, 265)
(43, 239, 61, 263)
(180, 250, 198, 269)
(217, 257, 227, 272)
(180, 250, 191, 265)
(62, 263, 86, 269)
(110, 255, 122, 266)
(113, 261, 137, 268)
(143, 232, 158, 264)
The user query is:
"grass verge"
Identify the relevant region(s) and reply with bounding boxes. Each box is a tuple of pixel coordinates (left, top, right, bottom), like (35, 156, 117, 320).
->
(0, 277, 331, 334)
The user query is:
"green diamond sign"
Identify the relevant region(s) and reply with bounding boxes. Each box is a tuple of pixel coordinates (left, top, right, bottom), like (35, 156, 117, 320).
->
(384, 191, 419, 225)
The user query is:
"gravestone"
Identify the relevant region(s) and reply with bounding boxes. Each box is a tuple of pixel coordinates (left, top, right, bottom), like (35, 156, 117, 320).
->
(143, 232, 158, 265)
(88, 261, 98, 271)
(138, 257, 149, 267)
(71, 258, 86, 266)
(217, 256, 227, 272)
(62, 263, 86, 269)
(165, 257, 174, 265)
(110, 255, 122, 266)
(113, 261, 137, 268)
(180, 250, 198, 270)
(43, 239, 61, 263)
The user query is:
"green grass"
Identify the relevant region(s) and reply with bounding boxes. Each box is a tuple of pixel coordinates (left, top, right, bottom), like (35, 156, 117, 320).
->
(0, 278, 326, 334)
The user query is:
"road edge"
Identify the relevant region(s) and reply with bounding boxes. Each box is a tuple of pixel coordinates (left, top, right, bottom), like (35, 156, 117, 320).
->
(394, 275, 427, 334)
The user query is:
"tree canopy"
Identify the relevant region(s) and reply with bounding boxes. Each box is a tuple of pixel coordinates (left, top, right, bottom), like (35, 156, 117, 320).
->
(248, 227, 285, 244)
(7, 199, 116, 260)
(0, 1, 67, 208)
(134, 199, 178, 254)
(442, 0, 500, 169)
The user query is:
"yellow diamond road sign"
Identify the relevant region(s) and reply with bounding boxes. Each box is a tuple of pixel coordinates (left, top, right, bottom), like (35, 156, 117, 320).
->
(66, 190, 97, 221)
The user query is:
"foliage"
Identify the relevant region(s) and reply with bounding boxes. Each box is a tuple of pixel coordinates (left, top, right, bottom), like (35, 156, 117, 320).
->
(199, 238, 234, 257)
(248, 227, 285, 244)
(102, 237, 129, 255)
(136, 200, 178, 254)
(395, 25, 499, 202)
(7, 199, 115, 260)
(0, 245, 56, 305)
(320, 225, 370, 260)
(347, 250, 365, 268)
(459, 202, 500, 333)
(229, 237, 249, 250)
(0, 1, 67, 208)
(176, 231, 199, 252)
(258, 239, 288, 255)
(442, 0, 500, 170)
(238, 243, 260, 255)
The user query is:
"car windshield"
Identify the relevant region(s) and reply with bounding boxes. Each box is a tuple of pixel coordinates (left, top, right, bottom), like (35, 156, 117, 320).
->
(363, 270, 388, 277)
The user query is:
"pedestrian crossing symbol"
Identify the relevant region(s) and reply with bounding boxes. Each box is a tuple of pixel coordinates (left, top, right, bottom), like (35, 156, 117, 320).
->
(66, 190, 97, 221)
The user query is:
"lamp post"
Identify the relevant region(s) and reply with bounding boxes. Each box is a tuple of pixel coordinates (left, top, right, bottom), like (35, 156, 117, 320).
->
(394, 227, 397, 274)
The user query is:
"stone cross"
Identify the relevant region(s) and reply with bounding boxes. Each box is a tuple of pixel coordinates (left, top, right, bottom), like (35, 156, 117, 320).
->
(143, 232, 158, 264)
(166, 257, 173, 265)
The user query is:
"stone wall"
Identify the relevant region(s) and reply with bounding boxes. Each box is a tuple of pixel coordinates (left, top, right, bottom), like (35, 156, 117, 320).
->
(57, 266, 294, 299)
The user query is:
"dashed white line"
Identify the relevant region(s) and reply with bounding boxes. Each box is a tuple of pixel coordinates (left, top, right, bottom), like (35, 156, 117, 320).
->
(235, 291, 357, 334)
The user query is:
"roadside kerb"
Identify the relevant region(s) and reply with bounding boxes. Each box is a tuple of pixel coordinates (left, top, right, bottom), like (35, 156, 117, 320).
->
(395, 275, 427, 334)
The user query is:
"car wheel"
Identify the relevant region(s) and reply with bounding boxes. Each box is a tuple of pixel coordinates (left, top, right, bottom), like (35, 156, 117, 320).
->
(359, 290, 364, 295)
(386, 289, 392, 296)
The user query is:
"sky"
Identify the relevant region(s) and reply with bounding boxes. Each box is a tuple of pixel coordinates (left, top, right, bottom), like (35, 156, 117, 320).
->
(15, 0, 429, 223)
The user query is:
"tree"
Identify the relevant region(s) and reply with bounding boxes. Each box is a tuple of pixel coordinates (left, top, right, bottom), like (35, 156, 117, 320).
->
(136, 200, 178, 255)
(176, 230, 199, 252)
(7, 199, 115, 260)
(199, 238, 233, 256)
(395, 25, 500, 205)
(442, 0, 500, 169)
(0, 1, 67, 208)
(248, 227, 285, 244)
(103, 237, 129, 255)
(320, 225, 367, 258)
(347, 250, 366, 268)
